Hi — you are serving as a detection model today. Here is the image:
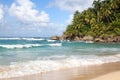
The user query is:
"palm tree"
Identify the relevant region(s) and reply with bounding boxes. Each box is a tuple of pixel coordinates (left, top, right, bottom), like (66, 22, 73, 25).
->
(110, 0, 120, 20)
(100, 0, 112, 23)
(110, 0, 119, 9)
(93, 0, 101, 23)
(64, 0, 120, 40)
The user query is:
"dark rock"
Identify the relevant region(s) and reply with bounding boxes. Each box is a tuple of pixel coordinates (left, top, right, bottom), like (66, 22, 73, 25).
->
(59, 35, 67, 40)
(51, 36, 59, 40)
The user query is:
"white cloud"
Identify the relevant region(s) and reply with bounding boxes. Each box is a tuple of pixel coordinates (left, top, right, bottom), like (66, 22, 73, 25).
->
(49, 0, 94, 12)
(0, 5, 4, 22)
(5, 0, 66, 36)
(49, 0, 94, 26)
(9, 0, 50, 23)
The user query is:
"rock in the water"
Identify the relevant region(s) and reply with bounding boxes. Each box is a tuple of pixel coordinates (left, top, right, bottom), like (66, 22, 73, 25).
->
(59, 35, 67, 40)
(51, 36, 59, 40)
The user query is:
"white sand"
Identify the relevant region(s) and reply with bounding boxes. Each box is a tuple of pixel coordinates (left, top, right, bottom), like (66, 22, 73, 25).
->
(92, 71, 120, 80)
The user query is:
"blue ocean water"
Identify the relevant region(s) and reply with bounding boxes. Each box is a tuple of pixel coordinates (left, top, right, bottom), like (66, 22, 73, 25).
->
(0, 37, 120, 78)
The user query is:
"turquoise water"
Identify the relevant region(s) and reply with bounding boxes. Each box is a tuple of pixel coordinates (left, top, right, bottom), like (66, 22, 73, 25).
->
(0, 38, 120, 65)
(0, 38, 120, 78)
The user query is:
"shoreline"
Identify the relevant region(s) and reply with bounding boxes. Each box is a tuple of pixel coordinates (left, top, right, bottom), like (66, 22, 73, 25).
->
(71, 62, 120, 80)
(1, 62, 120, 80)
(91, 71, 120, 80)
(51, 35, 120, 43)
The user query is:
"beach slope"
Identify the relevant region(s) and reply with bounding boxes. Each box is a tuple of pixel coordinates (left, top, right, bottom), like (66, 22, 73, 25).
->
(92, 71, 120, 80)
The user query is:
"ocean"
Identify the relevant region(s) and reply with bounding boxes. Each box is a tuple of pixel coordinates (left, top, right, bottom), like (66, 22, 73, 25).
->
(0, 37, 120, 78)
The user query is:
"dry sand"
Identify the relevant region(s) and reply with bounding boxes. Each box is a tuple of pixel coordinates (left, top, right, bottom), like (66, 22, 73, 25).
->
(91, 71, 120, 80)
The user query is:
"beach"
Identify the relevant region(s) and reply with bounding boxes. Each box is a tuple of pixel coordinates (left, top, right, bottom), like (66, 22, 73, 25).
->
(0, 38, 120, 80)
(0, 0, 120, 80)
(1, 62, 120, 80)
(92, 71, 120, 80)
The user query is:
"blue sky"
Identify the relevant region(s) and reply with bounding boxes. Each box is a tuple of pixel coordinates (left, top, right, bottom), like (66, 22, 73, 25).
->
(0, 0, 94, 37)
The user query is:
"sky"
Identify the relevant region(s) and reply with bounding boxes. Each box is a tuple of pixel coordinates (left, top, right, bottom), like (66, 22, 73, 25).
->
(0, 0, 94, 37)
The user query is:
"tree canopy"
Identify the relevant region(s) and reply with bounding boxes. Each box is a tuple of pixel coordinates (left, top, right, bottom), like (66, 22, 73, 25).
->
(64, 0, 120, 40)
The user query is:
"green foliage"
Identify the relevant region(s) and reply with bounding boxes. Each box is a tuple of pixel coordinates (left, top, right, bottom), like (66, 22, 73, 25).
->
(64, 0, 120, 39)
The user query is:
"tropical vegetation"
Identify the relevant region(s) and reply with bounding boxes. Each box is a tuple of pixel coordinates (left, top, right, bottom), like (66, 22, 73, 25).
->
(63, 0, 120, 41)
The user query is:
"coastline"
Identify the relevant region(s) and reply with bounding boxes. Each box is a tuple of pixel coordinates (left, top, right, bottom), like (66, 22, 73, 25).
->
(51, 35, 120, 43)
(91, 71, 120, 80)
(2, 62, 120, 80)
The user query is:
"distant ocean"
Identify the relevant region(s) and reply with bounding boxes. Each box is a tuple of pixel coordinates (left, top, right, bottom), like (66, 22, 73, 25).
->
(0, 37, 120, 78)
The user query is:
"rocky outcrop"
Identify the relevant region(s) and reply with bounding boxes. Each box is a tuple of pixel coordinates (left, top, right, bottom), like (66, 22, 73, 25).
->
(74, 36, 81, 41)
(51, 35, 120, 43)
(94, 38, 104, 42)
(83, 35, 94, 41)
(51, 36, 59, 40)
(59, 35, 68, 40)
(113, 36, 120, 42)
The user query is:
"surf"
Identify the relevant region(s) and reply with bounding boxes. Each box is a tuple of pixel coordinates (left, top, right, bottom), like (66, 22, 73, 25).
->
(0, 43, 62, 49)
(0, 54, 120, 79)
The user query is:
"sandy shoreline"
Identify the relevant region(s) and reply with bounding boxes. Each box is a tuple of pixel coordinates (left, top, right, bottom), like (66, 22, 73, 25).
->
(91, 71, 120, 80)
(1, 62, 120, 80)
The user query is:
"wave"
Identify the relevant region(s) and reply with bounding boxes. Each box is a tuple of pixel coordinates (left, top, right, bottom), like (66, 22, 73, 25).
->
(47, 43, 62, 47)
(0, 38, 21, 40)
(0, 54, 120, 78)
(0, 38, 44, 41)
(0, 44, 41, 49)
(21, 38, 44, 41)
(47, 39, 56, 42)
(0, 43, 62, 49)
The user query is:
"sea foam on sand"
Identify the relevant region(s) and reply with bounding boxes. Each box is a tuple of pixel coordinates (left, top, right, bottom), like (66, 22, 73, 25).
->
(0, 54, 120, 79)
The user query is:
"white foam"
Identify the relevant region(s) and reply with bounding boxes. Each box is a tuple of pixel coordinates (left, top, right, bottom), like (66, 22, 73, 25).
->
(85, 41, 94, 43)
(47, 43, 62, 47)
(21, 38, 44, 41)
(0, 43, 62, 49)
(47, 39, 56, 42)
(0, 54, 120, 79)
(0, 38, 44, 41)
(0, 38, 21, 40)
(0, 44, 41, 49)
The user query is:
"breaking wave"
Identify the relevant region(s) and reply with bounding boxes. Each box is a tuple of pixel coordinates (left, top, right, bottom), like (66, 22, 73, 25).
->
(0, 54, 120, 78)
(47, 39, 56, 42)
(0, 44, 41, 49)
(0, 43, 62, 49)
(47, 43, 62, 47)
(21, 38, 44, 41)
(0, 38, 44, 41)
(0, 38, 21, 40)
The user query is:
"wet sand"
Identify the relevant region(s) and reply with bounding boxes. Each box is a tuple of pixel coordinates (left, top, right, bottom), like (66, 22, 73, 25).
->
(1, 62, 120, 80)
